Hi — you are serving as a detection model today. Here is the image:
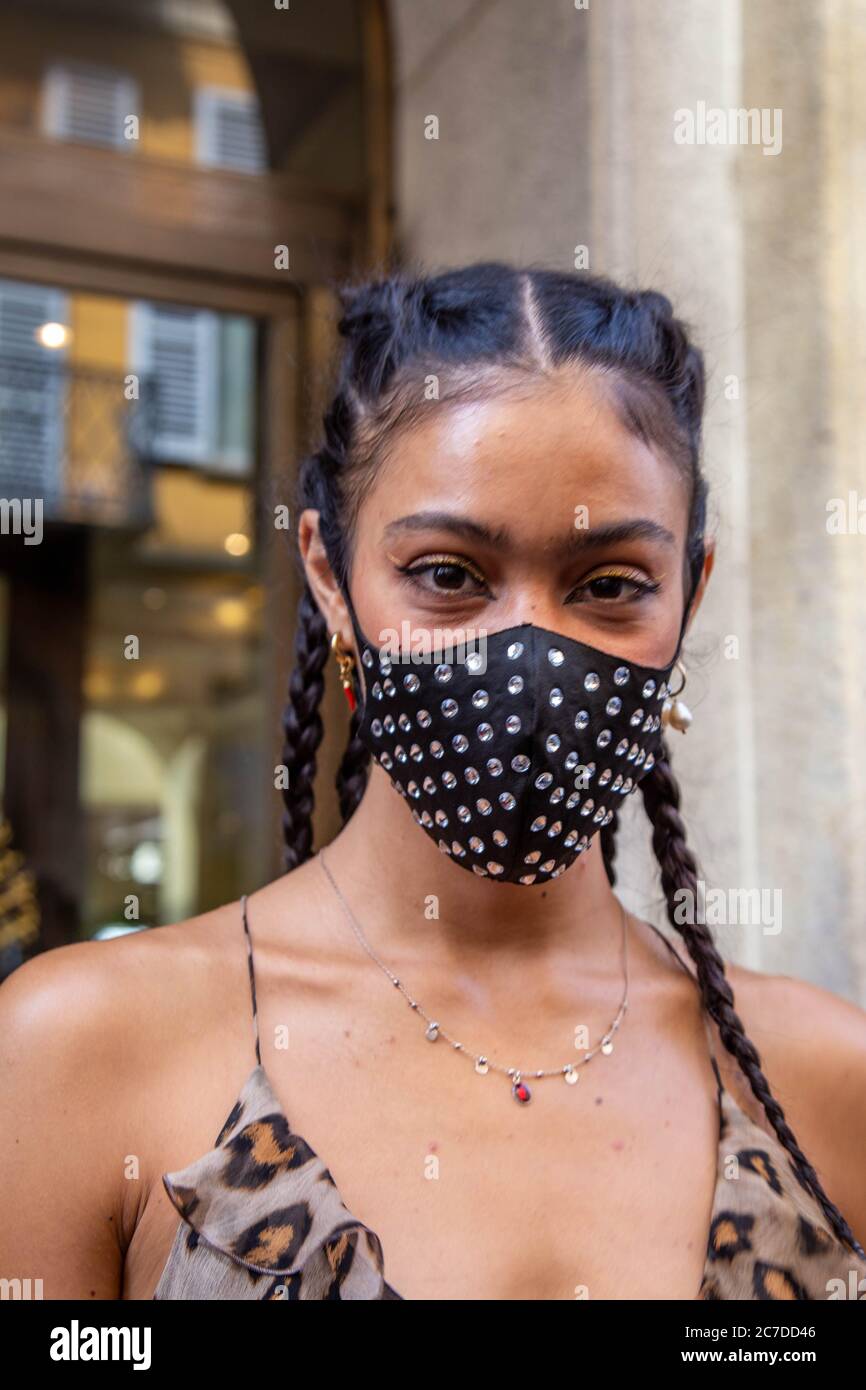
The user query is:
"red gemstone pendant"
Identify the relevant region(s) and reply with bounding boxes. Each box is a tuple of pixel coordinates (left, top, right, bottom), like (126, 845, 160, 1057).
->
(512, 1077, 532, 1104)
(343, 682, 357, 712)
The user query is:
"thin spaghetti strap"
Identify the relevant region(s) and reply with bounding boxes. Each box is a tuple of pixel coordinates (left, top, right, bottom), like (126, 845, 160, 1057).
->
(240, 894, 262, 1068)
(639, 913, 726, 1104)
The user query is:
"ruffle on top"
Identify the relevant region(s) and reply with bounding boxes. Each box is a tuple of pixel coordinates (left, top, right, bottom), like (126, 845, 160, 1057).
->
(700, 1083, 866, 1301)
(153, 1063, 403, 1300)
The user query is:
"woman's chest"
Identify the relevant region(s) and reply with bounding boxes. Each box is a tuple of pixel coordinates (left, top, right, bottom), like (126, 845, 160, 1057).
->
(122, 1017, 724, 1300)
(126, 1121, 717, 1302)
(330, 1113, 718, 1300)
(283, 1030, 722, 1299)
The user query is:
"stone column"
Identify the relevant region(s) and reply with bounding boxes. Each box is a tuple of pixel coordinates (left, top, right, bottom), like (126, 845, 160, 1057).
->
(586, 0, 761, 968)
(386, 0, 865, 996)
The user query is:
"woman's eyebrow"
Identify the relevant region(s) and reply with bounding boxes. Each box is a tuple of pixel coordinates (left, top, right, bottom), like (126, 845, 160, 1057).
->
(383, 511, 510, 547)
(382, 511, 675, 552)
(565, 519, 677, 551)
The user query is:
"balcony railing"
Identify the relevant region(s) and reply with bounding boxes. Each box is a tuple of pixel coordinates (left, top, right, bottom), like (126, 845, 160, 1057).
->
(0, 354, 155, 529)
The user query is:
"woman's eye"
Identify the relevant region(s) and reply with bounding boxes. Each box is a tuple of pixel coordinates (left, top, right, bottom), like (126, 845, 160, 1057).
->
(432, 563, 469, 591)
(402, 560, 486, 595)
(571, 572, 657, 603)
(589, 575, 637, 600)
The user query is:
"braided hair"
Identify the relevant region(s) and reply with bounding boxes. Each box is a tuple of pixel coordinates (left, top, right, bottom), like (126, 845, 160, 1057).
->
(282, 259, 863, 1257)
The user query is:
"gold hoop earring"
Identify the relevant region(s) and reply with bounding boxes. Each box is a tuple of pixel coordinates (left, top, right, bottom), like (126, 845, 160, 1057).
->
(330, 631, 357, 713)
(660, 659, 692, 733)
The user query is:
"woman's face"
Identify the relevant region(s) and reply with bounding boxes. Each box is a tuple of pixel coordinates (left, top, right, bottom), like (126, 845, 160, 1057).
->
(304, 367, 712, 668)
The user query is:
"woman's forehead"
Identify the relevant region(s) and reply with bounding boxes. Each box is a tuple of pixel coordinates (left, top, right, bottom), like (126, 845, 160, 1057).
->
(362, 373, 689, 543)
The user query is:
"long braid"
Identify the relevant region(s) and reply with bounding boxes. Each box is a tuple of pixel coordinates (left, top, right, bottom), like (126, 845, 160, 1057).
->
(283, 344, 368, 860)
(335, 706, 371, 824)
(280, 583, 329, 871)
(641, 743, 866, 1257)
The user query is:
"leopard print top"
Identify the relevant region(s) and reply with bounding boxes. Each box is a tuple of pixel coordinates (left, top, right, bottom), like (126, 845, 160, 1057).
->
(152, 896, 866, 1301)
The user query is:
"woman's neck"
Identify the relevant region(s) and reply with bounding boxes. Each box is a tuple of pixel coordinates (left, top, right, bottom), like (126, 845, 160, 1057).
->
(321, 764, 627, 973)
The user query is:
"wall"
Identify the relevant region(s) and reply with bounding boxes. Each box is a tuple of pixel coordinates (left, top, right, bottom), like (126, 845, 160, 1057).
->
(386, 0, 866, 1001)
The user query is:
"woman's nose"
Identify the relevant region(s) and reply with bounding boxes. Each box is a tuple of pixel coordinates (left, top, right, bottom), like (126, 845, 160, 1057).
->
(488, 586, 568, 636)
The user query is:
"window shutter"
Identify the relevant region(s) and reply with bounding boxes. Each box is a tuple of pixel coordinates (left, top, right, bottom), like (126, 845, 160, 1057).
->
(0, 279, 67, 502)
(131, 303, 215, 464)
(43, 62, 137, 150)
(215, 316, 254, 475)
(194, 88, 267, 173)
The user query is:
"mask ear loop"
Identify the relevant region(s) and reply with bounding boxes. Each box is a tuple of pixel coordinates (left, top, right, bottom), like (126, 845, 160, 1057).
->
(669, 542, 703, 668)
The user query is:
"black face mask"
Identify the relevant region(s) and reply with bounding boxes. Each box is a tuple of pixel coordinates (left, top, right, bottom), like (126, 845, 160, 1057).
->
(342, 589, 688, 886)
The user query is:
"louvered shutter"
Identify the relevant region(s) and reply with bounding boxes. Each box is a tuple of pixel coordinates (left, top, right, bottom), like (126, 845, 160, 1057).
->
(0, 280, 67, 503)
(194, 88, 267, 173)
(130, 303, 216, 464)
(43, 62, 137, 150)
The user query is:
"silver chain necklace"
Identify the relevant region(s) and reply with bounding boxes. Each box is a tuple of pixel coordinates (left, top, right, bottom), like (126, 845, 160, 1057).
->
(317, 848, 630, 1105)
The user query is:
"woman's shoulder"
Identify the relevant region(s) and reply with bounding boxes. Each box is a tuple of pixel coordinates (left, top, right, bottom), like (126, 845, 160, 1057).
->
(0, 899, 244, 1051)
(655, 933, 866, 1088)
(720, 959, 866, 1244)
(0, 900, 250, 1139)
(0, 905, 246, 1166)
(0, 901, 257, 1293)
(714, 959, 866, 1110)
(0, 865, 325, 1090)
(724, 959, 866, 1082)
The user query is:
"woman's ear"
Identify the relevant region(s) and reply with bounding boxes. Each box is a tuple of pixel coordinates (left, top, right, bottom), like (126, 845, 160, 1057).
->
(297, 508, 354, 648)
(684, 536, 715, 633)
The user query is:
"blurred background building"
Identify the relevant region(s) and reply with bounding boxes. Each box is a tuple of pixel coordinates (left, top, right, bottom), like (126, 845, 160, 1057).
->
(0, 0, 386, 953)
(0, 0, 864, 1006)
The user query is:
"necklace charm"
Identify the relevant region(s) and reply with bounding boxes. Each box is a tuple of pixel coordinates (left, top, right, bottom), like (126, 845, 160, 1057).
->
(563, 1064, 579, 1085)
(475, 1056, 489, 1074)
(601, 1037, 614, 1055)
(511, 1071, 532, 1104)
(425, 1021, 440, 1041)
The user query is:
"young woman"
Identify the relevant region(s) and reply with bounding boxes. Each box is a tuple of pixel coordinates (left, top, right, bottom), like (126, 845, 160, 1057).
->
(2, 262, 866, 1301)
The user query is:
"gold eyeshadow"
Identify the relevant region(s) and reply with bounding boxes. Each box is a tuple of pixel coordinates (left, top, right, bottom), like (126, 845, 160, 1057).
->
(396, 552, 488, 586)
(582, 564, 650, 584)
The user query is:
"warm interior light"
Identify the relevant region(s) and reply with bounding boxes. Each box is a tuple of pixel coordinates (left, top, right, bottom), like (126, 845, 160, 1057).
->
(130, 670, 165, 700)
(224, 531, 250, 557)
(36, 321, 69, 349)
(213, 597, 248, 630)
(84, 670, 113, 700)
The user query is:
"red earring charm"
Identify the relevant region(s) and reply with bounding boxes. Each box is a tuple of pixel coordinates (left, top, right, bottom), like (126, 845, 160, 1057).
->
(330, 631, 358, 713)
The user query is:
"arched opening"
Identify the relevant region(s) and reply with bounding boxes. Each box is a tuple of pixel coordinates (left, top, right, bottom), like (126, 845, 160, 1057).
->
(0, 0, 393, 949)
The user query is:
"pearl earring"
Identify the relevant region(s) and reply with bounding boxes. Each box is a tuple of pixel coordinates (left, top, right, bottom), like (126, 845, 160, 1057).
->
(661, 660, 692, 733)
